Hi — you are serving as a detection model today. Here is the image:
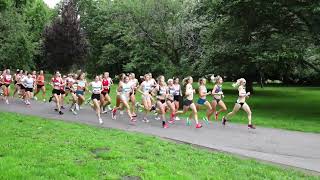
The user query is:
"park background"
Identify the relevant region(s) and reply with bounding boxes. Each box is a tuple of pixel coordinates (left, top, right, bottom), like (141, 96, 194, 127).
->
(0, 0, 320, 179)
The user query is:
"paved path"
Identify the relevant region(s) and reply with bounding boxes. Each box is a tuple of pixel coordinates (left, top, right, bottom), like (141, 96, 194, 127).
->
(1, 99, 320, 174)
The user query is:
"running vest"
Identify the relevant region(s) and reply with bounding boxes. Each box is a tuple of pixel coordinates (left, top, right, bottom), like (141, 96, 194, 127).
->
(52, 78, 61, 90)
(4, 74, 12, 84)
(173, 84, 180, 96)
(185, 84, 194, 100)
(77, 80, 86, 90)
(215, 85, 222, 93)
(92, 81, 102, 94)
(142, 81, 151, 93)
(102, 79, 109, 92)
(24, 77, 34, 88)
(121, 83, 131, 95)
(168, 86, 175, 95)
(37, 75, 45, 85)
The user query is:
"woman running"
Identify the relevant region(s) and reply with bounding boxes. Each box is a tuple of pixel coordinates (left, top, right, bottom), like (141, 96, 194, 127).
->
(210, 75, 227, 121)
(22, 73, 35, 105)
(167, 79, 177, 124)
(154, 75, 169, 128)
(34, 70, 46, 102)
(138, 74, 153, 122)
(196, 78, 212, 124)
(2, 69, 12, 104)
(112, 75, 134, 122)
(50, 72, 64, 115)
(113, 73, 126, 116)
(13, 70, 24, 98)
(74, 73, 87, 112)
(179, 76, 202, 128)
(129, 73, 138, 117)
(173, 77, 182, 120)
(101, 72, 112, 113)
(89, 75, 103, 124)
(68, 74, 79, 115)
(222, 78, 255, 129)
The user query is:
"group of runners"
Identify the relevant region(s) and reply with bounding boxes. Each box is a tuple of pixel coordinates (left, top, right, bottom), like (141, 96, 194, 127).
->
(0, 69, 255, 129)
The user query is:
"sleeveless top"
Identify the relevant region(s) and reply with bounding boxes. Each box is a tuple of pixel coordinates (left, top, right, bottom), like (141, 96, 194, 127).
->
(92, 81, 102, 94)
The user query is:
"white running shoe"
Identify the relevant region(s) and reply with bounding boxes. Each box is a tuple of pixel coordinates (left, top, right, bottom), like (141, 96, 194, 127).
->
(155, 116, 160, 121)
(99, 118, 103, 125)
(175, 116, 181, 121)
(5, 99, 9, 105)
(119, 111, 124, 115)
(75, 103, 80, 111)
(71, 109, 77, 115)
(101, 110, 108, 114)
(107, 105, 112, 111)
(142, 118, 149, 123)
(33, 96, 38, 101)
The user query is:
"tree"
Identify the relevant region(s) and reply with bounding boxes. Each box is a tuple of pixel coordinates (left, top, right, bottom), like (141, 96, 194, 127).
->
(43, 0, 89, 72)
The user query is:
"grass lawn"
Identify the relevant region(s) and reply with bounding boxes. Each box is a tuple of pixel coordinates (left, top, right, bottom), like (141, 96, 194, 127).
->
(0, 112, 318, 179)
(6, 81, 320, 133)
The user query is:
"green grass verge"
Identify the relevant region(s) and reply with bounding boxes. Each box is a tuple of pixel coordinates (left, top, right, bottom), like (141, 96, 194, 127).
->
(0, 112, 318, 179)
(7, 82, 320, 133)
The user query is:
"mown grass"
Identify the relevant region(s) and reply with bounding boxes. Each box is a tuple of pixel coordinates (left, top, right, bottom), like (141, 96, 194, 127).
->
(6, 82, 320, 133)
(0, 112, 318, 179)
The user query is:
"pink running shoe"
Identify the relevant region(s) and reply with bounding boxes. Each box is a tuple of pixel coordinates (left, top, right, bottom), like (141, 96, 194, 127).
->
(163, 123, 169, 129)
(112, 109, 117, 119)
(195, 123, 202, 128)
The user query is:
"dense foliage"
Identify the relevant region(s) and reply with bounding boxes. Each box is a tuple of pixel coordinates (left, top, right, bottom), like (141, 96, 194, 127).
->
(1, 0, 319, 88)
(0, 0, 52, 70)
(42, 0, 89, 72)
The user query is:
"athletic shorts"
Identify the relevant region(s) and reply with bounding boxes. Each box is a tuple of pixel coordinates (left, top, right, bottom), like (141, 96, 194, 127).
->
(197, 98, 207, 105)
(76, 90, 84, 96)
(158, 99, 166, 104)
(52, 89, 61, 95)
(60, 90, 66, 95)
(213, 97, 221, 104)
(4, 84, 10, 88)
(25, 88, 33, 92)
(91, 93, 101, 101)
(174, 95, 180, 102)
(183, 99, 193, 106)
(37, 85, 44, 89)
(20, 84, 25, 90)
(101, 91, 108, 96)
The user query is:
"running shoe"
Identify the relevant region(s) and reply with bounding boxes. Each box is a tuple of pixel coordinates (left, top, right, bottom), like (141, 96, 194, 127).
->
(112, 109, 117, 119)
(119, 111, 124, 115)
(33, 96, 38, 101)
(99, 118, 103, 125)
(132, 117, 137, 122)
(186, 118, 191, 126)
(101, 110, 108, 114)
(222, 116, 227, 126)
(26, 101, 31, 105)
(142, 117, 149, 123)
(43, 99, 46, 102)
(155, 116, 160, 121)
(168, 119, 174, 124)
(203, 117, 209, 125)
(107, 105, 112, 111)
(61, 106, 65, 109)
(248, 124, 256, 129)
(163, 123, 169, 128)
(71, 109, 77, 115)
(5, 99, 9, 105)
(75, 103, 80, 111)
(175, 116, 181, 121)
(48, 96, 53, 103)
(196, 123, 203, 128)
(59, 111, 64, 115)
(54, 108, 58, 112)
